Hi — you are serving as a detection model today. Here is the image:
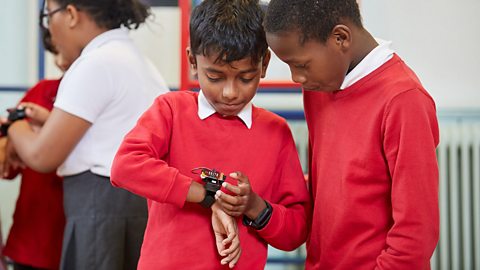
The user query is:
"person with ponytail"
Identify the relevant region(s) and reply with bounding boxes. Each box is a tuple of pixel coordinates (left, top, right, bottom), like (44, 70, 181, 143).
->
(2, 1, 169, 269)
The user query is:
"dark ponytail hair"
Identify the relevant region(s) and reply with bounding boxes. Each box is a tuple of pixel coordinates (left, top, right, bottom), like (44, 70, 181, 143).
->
(54, 0, 151, 29)
(42, 28, 58, 54)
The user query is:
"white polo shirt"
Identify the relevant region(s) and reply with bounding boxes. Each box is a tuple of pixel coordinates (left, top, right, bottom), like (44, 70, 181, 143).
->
(55, 28, 169, 177)
(197, 90, 253, 129)
(340, 38, 395, 89)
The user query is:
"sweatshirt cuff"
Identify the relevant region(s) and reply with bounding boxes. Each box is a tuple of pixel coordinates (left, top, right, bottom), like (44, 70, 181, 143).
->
(165, 171, 193, 208)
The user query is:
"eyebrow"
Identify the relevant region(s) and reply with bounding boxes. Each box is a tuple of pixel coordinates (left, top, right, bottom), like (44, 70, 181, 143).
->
(204, 67, 259, 74)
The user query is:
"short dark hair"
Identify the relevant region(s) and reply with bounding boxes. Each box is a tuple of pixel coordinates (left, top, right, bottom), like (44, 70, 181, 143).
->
(52, 0, 151, 30)
(264, 0, 362, 43)
(189, 0, 268, 64)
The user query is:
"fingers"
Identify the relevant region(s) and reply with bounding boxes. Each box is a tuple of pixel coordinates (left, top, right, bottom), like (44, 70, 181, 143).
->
(217, 232, 241, 269)
(18, 102, 50, 125)
(211, 206, 242, 267)
(229, 247, 241, 268)
(224, 172, 251, 196)
(221, 239, 241, 268)
(215, 190, 243, 206)
(221, 231, 240, 256)
(18, 102, 41, 113)
(215, 192, 245, 216)
(214, 231, 227, 256)
(221, 227, 236, 248)
(229, 171, 250, 184)
(216, 172, 252, 217)
(222, 180, 242, 195)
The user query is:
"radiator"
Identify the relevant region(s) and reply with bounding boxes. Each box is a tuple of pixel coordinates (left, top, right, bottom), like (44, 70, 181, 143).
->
(432, 120, 480, 270)
(284, 115, 480, 270)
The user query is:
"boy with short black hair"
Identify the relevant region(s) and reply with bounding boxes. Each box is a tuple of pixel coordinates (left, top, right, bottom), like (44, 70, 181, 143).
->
(111, 0, 309, 269)
(264, 0, 439, 269)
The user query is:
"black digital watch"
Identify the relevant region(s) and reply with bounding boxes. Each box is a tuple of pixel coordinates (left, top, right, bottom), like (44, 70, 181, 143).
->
(192, 167, 226, 208)
(242, 200, 273, 230)
(0, 107, 27, 137)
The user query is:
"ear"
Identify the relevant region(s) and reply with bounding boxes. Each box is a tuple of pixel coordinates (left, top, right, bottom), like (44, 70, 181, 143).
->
(330, 24, 352, 51)
(260, 50, 271, 78)
(186, 47, 198, 76)
(65, 4, 80, 28)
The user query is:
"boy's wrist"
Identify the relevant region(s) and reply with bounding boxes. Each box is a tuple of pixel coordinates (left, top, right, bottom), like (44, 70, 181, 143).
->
(243, 199, 272, 230)
(245, 193, 267, 220)
(200, 181, 221, 208)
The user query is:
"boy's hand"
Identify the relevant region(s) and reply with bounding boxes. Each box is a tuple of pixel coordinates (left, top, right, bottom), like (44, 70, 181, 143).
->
(211, 203, 241, 268)
(18, 102, 50, 127)
(215, 172, 266, 219)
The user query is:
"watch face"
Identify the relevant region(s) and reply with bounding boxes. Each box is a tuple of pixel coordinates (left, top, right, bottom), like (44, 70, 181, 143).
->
(206, 176, 219, 184)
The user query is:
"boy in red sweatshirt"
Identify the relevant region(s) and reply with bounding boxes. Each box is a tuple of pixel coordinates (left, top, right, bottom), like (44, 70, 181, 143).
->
(110, 0, 309, 269)
(264, 1, 439, 269)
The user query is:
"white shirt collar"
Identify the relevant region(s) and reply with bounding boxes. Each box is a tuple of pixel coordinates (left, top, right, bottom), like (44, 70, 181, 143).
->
(81, 28, 130, 56)
(198, 90, 253, 129)
(340, 38, 395, 89)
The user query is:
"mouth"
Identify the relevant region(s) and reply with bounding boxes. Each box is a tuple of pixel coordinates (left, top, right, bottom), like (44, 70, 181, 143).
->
(217, 103, 243, 115)
(302, 85, 320, 91)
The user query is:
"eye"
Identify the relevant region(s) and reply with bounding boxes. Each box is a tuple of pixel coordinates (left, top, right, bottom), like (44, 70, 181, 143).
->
(240, 77, 255, 83)
(206, 75, 222, 82)
(294, 63, 307, 69)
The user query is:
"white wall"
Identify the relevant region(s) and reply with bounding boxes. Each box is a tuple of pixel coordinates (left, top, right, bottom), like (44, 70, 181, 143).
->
(45, 7, 182, 89)
(361, 0, 480, 109)
(0, 1, 38, 87)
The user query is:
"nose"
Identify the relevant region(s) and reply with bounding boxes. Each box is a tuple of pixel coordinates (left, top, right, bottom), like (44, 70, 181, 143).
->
(291, 69, 307, 84)
(222, 81, 238, 101)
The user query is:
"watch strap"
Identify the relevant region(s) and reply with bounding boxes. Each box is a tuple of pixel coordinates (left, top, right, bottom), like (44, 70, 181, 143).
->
(200, 190, 216, 208)
(242, 200, 273, 230)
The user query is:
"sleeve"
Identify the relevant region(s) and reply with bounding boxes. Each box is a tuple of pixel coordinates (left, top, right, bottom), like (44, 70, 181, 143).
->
(54, 59, 112, 123)
(2, 81, 53, 180)
(19, 82, 43, 104)
(255, 125, 311, 251)
(376, 89, 440, 269)
(110, 95, 193, 208)
(20, 80, 59, 110)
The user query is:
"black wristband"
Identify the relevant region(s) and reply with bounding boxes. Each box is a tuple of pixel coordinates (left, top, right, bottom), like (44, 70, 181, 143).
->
(243, 200, 273, 230)
(200, 189, 216, 208)
(7, 108, 27, 122)
(194, 168, 225, 208)
(0, 107, 27, 137)
(199, 181, 221, 208)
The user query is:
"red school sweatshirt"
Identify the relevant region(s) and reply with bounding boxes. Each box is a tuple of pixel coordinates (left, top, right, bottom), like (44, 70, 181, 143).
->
(304, 54, 439, 270)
